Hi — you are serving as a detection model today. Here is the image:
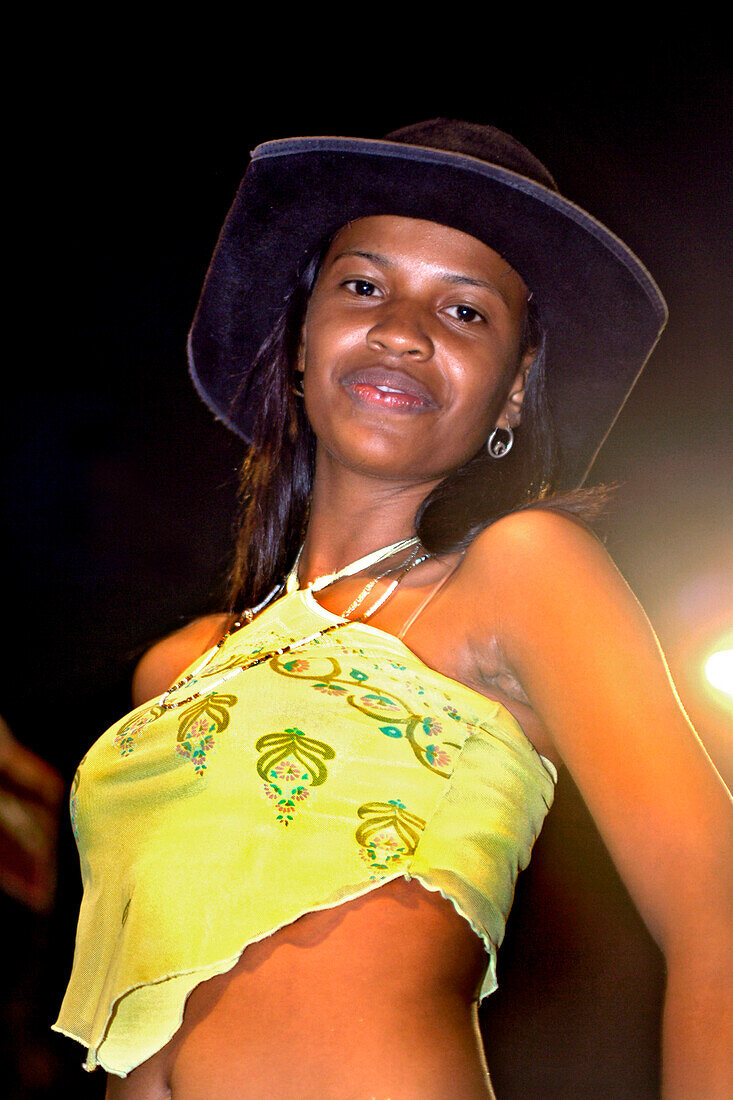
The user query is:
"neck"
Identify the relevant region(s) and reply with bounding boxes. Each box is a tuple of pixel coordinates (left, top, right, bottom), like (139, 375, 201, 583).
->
(298, 452, 440, 585)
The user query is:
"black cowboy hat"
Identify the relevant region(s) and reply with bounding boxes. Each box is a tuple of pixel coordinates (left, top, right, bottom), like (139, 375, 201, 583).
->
(188, 118, 667, 489)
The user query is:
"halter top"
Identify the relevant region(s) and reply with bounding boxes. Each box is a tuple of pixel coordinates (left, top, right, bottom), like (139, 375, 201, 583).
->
(54, 565, 556, 1077)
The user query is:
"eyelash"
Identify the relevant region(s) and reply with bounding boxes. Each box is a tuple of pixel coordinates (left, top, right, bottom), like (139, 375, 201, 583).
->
(444, 304, 485, 325)
(343, 278, 380, 297)
(341, 279, 486, 325)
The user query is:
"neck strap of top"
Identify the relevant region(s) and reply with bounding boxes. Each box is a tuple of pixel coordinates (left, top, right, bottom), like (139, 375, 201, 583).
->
(286, 537, 421, 595)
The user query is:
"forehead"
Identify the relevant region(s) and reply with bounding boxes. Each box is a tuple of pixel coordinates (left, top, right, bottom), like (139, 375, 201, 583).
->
(323, 215, 528, 303)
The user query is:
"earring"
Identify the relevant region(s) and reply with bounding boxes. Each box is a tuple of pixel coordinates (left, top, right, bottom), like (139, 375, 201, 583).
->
(487, 424, 514, 458)
(292, 374, 305, 398)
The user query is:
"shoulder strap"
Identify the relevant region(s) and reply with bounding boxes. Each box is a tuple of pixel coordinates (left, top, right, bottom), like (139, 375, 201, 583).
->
(397, 557, 464, 642)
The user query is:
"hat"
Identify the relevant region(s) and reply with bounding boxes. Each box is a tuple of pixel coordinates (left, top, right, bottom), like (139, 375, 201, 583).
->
(188, 118, 667, 488)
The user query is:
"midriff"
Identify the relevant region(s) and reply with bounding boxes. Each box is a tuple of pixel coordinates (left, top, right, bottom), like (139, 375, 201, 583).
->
(105, 877, 496, 1100)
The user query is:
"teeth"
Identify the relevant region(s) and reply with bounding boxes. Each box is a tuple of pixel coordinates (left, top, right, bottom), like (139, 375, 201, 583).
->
(376, 385, 405, 394)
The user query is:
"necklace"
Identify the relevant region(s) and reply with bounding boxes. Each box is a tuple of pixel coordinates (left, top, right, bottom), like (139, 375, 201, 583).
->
(340, 543, 422, 616)
(285, 536, 419, 594)
(155, 537, 427, 712)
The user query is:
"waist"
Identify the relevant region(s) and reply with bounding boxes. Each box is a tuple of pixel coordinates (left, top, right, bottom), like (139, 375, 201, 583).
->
(190, 875, 488, 998)
(122, 880, 493, 1099)
(167, 999, 493, 1099)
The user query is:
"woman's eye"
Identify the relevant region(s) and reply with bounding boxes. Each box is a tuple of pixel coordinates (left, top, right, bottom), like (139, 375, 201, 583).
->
(445, 304, 485, 324)
(343, 279, 380, 297)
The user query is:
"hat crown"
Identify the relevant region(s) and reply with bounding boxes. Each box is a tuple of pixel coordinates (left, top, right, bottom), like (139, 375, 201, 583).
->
(385, 118, 558, 192)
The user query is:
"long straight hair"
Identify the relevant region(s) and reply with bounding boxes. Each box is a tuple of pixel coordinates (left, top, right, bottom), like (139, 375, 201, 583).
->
(227, 241, 609, 612)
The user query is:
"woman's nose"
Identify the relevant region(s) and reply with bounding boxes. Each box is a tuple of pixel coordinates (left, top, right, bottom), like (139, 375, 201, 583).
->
(366, 302, 434, 359)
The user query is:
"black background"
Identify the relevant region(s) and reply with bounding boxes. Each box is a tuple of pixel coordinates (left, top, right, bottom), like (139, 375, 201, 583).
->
(1, 29, 730, 1097)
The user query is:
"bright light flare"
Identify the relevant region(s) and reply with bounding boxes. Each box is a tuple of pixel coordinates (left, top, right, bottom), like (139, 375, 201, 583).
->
(704, 649, 733, 698)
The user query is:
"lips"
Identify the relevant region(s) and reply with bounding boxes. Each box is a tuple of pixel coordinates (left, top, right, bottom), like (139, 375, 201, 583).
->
(342, 365, 438, 410)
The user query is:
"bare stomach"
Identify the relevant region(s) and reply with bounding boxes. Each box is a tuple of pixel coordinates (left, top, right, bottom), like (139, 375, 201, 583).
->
(106, 878, 496, 1100)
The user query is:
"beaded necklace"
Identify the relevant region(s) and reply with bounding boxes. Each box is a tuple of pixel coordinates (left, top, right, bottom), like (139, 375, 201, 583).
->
(155, 537, 426, 712)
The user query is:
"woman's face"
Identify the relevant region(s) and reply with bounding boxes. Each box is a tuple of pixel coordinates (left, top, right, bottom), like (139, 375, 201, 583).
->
(300, 215, 534, 485)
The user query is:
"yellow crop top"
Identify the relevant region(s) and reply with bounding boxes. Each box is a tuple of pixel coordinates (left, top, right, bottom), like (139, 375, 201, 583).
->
(54, 585, 557, 1077)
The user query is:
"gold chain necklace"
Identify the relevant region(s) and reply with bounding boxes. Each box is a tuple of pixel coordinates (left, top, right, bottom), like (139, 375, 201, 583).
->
(155, 541, 428, 712)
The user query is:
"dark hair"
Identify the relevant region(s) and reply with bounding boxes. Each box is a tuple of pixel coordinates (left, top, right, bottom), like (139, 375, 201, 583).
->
(227, 239, 609, 612)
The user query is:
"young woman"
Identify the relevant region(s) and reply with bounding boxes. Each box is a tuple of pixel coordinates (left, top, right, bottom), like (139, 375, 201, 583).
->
(55, 120, 732, 1098)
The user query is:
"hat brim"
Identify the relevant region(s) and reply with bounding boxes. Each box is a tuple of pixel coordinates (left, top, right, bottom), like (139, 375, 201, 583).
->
(188, 137, 667, 489)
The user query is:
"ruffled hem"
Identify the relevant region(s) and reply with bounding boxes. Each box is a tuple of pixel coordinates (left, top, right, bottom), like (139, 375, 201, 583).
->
(53, 870, 498, 1078)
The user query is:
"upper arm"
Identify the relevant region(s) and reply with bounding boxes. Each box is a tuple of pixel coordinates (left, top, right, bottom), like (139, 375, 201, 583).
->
(131, 613, 230, 708)
(469, 510, 733, 959)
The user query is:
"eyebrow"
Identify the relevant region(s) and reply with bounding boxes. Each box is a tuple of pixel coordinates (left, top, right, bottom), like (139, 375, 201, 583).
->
(330, 248, 511, 307)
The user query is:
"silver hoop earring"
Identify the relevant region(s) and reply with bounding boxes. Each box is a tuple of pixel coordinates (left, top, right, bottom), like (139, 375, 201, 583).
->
(292, 374, 305, 398)
(487, 424, 514, 458)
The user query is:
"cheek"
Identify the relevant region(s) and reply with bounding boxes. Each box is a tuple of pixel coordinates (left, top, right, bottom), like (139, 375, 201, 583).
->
(443, 406, 495, 465)
(302, 309, 362, 381)
(454, 353, 514, 430)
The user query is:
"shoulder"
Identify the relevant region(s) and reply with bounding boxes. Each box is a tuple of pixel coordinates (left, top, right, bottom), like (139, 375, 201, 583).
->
(458, 506, 645, 696)
(131, 613, 231, 708)
(461, 506, 619, 599)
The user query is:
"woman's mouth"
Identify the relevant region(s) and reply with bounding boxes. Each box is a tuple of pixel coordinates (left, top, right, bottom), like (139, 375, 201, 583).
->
(343, 367, 437, 412)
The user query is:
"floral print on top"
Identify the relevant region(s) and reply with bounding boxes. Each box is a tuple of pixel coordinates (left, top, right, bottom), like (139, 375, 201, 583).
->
(356, 799, 427, 879)
(172, 694, 237, 776)
(59, 587, 557, 1078)
(270, 653, 461, 778)
(256, 727, 335, 825)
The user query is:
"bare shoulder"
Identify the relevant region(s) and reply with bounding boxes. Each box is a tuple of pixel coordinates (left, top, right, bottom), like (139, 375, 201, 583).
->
(455, 507, 646, 730)
(131, 613, 231, 708)
(466, 505, 608, 560)
(461, 506, 623, 605)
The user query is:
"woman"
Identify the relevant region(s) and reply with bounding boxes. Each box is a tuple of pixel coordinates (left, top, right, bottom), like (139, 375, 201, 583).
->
(55, 120, 732, 1098)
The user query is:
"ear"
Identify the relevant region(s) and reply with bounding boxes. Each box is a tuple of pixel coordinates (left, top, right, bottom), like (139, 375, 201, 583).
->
(497, 354, 532, 429)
